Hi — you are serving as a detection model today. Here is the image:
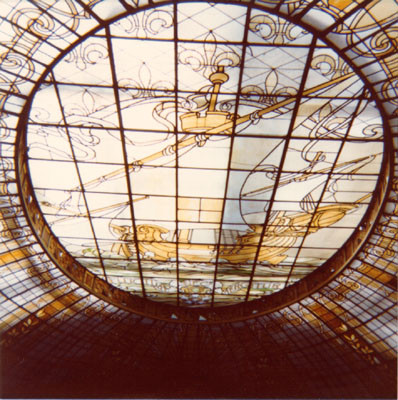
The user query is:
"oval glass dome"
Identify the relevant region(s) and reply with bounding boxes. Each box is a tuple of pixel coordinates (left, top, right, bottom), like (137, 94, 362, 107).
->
(25, 2, 384, 307)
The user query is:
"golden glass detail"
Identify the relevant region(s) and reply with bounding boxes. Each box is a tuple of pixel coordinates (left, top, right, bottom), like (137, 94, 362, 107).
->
(24, 3, 384, 307)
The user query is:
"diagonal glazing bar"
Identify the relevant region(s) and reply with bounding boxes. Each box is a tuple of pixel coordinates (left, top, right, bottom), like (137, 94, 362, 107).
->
(105, 25, 146, 297)
(50, 71, 109, 282)
(174, 0, 180, 305)
(291, 0, 324, 19)
(244, 35, 319, 301)
(74, 0, 104, 23)
(27, 0, 83, 40)
(210, 1, 254, 306)
(341, 18, 398, 53)
(321, 0, 375, 35)
(283, 88, 369, 287)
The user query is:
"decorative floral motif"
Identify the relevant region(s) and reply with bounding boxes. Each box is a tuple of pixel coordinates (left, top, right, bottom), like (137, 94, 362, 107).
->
(64, 40, 109, 71)
(179, 32, 241, 78)
(241, 69, 297, 110)
(114, 7, 173, 38)
(311, 53, 351, 80)
(249, 13, 307, 44)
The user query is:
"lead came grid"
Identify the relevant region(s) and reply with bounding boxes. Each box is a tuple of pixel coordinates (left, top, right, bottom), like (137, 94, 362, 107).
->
(25, 3, 384, 306)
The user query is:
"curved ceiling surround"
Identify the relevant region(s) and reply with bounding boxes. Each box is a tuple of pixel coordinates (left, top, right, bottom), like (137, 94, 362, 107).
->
(0, 0, 397, 327)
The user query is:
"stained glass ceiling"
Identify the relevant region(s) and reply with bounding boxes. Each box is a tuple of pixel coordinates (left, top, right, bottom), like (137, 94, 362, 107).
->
(0, 4, 397, 397)
(19, 2, 386, 307)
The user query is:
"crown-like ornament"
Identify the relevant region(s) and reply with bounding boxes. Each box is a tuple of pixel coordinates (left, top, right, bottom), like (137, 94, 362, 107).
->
(180, 66, 235, 134)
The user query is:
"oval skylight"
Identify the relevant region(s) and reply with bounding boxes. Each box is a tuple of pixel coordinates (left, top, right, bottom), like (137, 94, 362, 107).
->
(25, 2, 384, 307)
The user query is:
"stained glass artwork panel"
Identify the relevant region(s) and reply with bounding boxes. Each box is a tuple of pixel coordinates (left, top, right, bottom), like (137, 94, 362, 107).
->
(24, 2, 385, 306)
